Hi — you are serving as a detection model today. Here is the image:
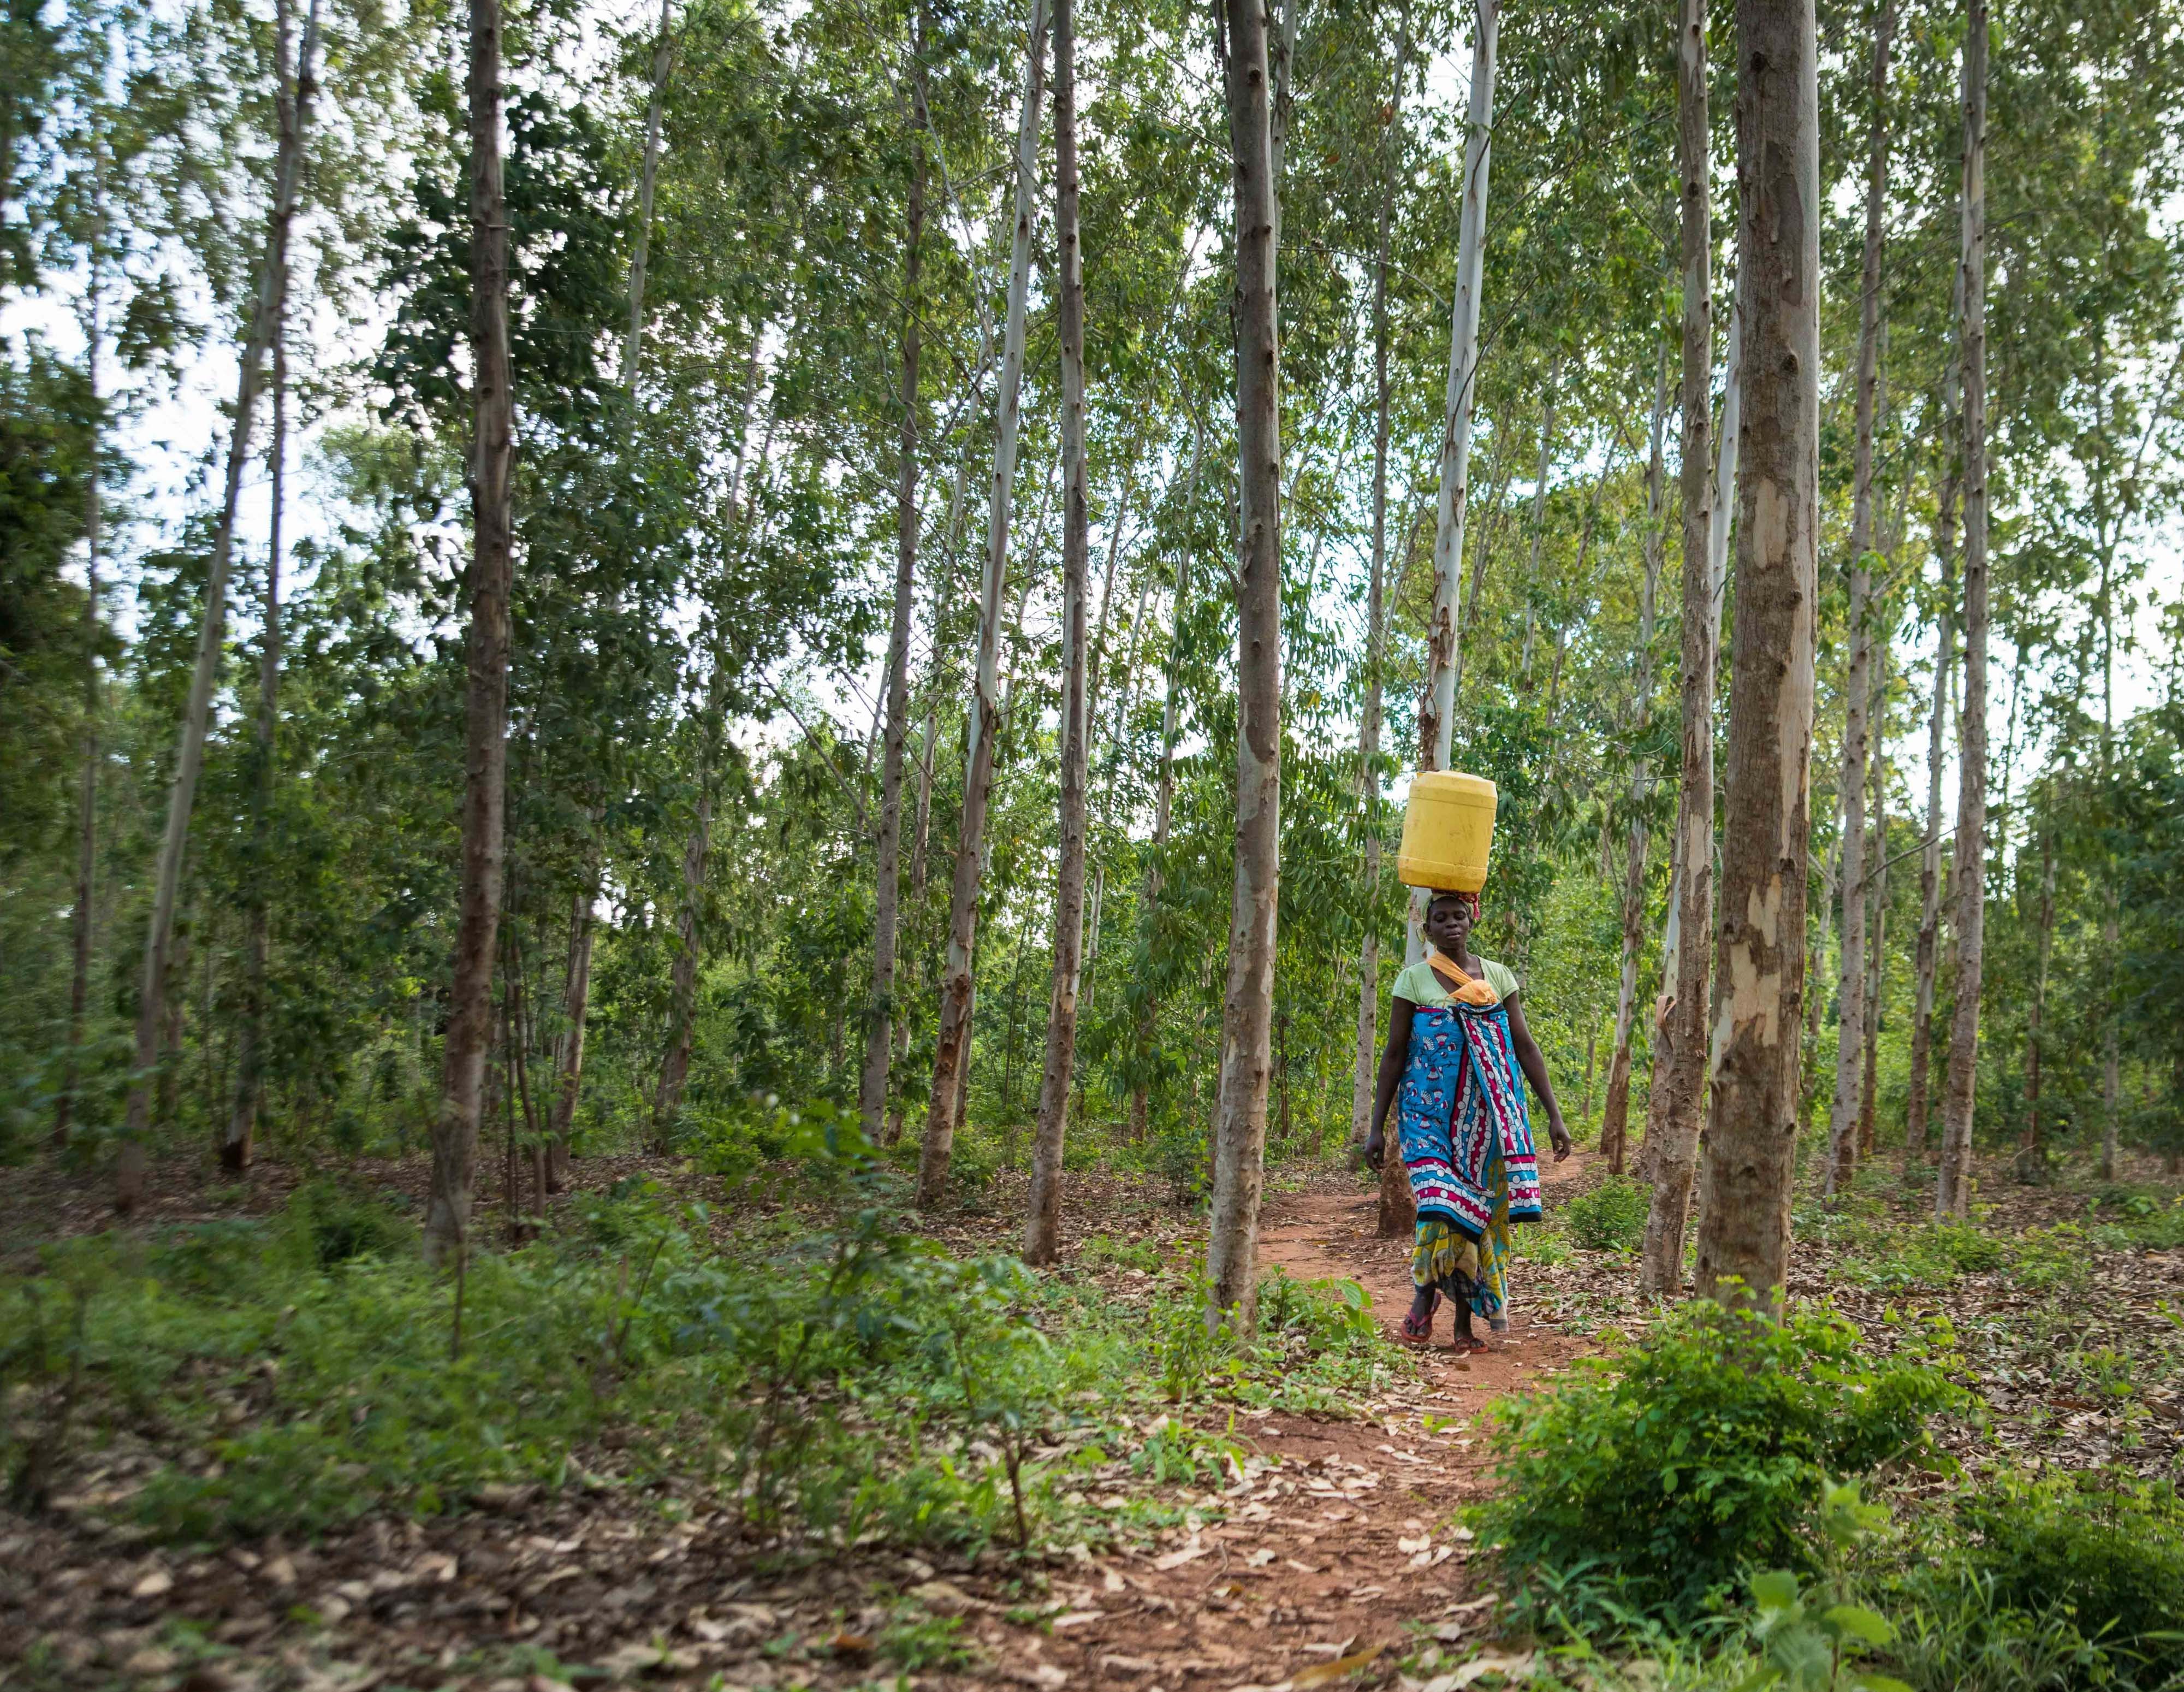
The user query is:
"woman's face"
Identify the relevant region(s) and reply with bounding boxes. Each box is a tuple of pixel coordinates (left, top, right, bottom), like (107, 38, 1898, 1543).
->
(1425, 893, 1477, 954)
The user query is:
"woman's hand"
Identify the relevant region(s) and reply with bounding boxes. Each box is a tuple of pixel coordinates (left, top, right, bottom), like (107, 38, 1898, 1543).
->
(1363, 1126, 1386, 1171)
(1547, 1110, 1572, 1161)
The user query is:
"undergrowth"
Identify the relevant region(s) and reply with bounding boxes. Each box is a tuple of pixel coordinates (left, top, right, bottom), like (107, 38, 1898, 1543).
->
(2, 1126, 1407, 1554)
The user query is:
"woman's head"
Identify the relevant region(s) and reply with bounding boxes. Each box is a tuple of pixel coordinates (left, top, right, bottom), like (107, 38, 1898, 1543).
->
(1425, 889, 1481, 954)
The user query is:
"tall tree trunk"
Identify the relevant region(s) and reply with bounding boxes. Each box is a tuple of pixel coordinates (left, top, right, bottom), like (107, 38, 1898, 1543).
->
(1351, 6, 1409, 1155)
(1599, 348, 1670, 1175)
(1409, 0, 1497, 969)
(1906, 429, 1959, 1164)
(648, 347, 765, 1146)
(119, 0, 321, 1212)
(1639, 0, 1716, 1294)
(1936, 0, 1987, 1222)
(2099, 493, 2122, 1179)
(545, 875, 592, 1190)
(56, 267, 104, 1151)
(535, 0, 666, 1170)
(621, 0, 673, 390)
(1024, 0, 1088, 1266)
(1414, 0, 1497, 786)
(1823, 0, 1892, 1197)
(1131, 417, 1204, 1141)
(1859, 631, 1888, 1156)
(1206, 0, 1283, 1335)
(225, 277, 289, 1174)
(1694, 0, 1819, 1307)
(424, 0, 515, 1264)
(920, 0, 1048, 1209)
(1518, 351, 1562, 679)
(858, 19, 928, 1145)
(652, 672, 720, 1145)
(2022, 815, 2054, 1172)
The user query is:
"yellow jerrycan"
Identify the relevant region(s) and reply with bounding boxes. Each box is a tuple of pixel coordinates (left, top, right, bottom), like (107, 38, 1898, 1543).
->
(1397, 771, 1498, 892)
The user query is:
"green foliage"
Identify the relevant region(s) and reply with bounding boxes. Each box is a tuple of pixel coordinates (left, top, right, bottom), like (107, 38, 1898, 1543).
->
(0, 1172, 1075, 1550)
(1561, 1174, 1650, 1253)
(1957, 1474, 2184, 1683)
(1836, 1222, 2084, 1295)
(1474, 1301, 1966, 1622)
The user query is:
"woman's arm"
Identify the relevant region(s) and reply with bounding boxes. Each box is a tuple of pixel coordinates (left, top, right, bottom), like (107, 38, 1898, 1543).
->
(1362, 997, 1416, 1169)
(1503, 992, 1572, 1159)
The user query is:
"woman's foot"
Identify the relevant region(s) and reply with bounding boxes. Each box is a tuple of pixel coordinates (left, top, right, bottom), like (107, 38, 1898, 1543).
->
(1450, 1315, 1488, 1353)
(1399, 1289, 1439, 1346)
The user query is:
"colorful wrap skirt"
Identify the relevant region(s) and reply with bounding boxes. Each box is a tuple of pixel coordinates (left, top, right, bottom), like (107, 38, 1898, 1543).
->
(1397, 1001, 1540, 1329)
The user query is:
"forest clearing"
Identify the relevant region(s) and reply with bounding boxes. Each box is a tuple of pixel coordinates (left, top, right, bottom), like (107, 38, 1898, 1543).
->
(7, 0, 2184, 1684)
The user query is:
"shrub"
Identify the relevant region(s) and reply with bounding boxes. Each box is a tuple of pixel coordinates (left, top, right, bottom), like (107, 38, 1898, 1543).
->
(1473, 1301, 1965, 1622)
(1959, 1474, 2184, 1683)
(1562, 1174, 1649, 1253)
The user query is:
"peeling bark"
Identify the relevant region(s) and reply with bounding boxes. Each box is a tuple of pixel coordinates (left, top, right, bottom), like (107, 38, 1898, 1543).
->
(1694, 0, 1819, 1308)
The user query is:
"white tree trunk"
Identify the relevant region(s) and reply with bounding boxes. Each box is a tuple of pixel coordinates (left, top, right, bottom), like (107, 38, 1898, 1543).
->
(1409, 0, 1497, 969)
(919, 0, 1048, 1209)
(1025, 0, 1089, 1266)
(1937, 0, 1987, 1222)
(1824, 0, 1892, 1197)
(120, 0, 322, 1212)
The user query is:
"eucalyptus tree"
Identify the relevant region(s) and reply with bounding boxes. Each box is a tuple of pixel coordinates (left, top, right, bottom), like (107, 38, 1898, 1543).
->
(857, 4, 930, 1147)
(1936, 0, 1987, 1222)
(1206, 0, 1282, 1333)
(1694, 0, 1819, 1306)
(921, 0, 1048, 1210)
(1023, 0, 1089, 1266)
(1350, 4, 1412, 1153)
(422, 0, 512, 1262)
(224, 0, 317, 1174)
(1638, 0, 1717, 1298)
(119, 0, 322, 1214)
(1414, 0, 1497, 930)
(1823, 0, 1894, 1199)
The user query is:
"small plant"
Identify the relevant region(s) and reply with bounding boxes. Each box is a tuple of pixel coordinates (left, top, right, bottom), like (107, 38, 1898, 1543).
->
(1562, 1175, 1649, 1253)
(1257, 1267, 1377, 1358)
(1957, 1472, 2184, 1683)
(1473, 1300, 1965, 1622)
(879, 1607, 976, 1672)
(1741, 1481, 1911, 1692)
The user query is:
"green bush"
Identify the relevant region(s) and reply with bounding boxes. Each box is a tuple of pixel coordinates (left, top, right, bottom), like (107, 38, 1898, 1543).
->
(1473, 1301, 1965, 1622)
(1959, 1474, 2184, 1683)
(1562, 1174, 1649, 1253)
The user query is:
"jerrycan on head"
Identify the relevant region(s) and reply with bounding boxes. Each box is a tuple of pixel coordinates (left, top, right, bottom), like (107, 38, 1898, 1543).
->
(1397, 771, 1497, 893)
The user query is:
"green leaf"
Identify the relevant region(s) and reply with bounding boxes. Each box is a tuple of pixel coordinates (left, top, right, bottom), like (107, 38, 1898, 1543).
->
(1823, 1605, 1896, 1646)
(1750, 1570, 1801, 1614)
(1849, 1676, 1915, 1692)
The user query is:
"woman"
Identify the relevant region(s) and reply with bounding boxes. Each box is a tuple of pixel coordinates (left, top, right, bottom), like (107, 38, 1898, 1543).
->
(1364, 888, 1571, 1350)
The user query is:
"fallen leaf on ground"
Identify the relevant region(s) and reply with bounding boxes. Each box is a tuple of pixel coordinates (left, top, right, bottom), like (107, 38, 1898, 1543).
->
(1293, 1643, 1385, 1688)
(1153, 1543, 1208, 1571)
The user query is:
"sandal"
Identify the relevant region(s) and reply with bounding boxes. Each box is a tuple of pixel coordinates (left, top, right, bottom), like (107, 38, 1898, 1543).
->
(1449, 1332, 1489, 1354)
(1399, 1291, 1440, 1346)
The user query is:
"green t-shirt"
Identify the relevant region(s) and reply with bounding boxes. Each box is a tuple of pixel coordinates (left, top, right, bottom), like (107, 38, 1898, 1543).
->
(1392, 951, 1520, 1009)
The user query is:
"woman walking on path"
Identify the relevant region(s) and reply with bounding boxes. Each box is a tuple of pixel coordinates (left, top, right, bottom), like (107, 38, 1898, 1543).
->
(1365, 889, 1571, 1350)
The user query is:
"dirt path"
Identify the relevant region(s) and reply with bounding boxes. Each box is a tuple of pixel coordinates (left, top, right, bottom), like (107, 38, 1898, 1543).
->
(996, 1156, 1599, 1692)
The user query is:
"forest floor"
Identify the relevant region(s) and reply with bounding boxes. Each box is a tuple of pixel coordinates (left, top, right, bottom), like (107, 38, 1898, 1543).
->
(4, 1141, 2182, 1692)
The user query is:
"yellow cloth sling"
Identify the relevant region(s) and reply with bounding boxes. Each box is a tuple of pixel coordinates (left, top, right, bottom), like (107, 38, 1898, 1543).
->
(1427, 951, 1502, 1008)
